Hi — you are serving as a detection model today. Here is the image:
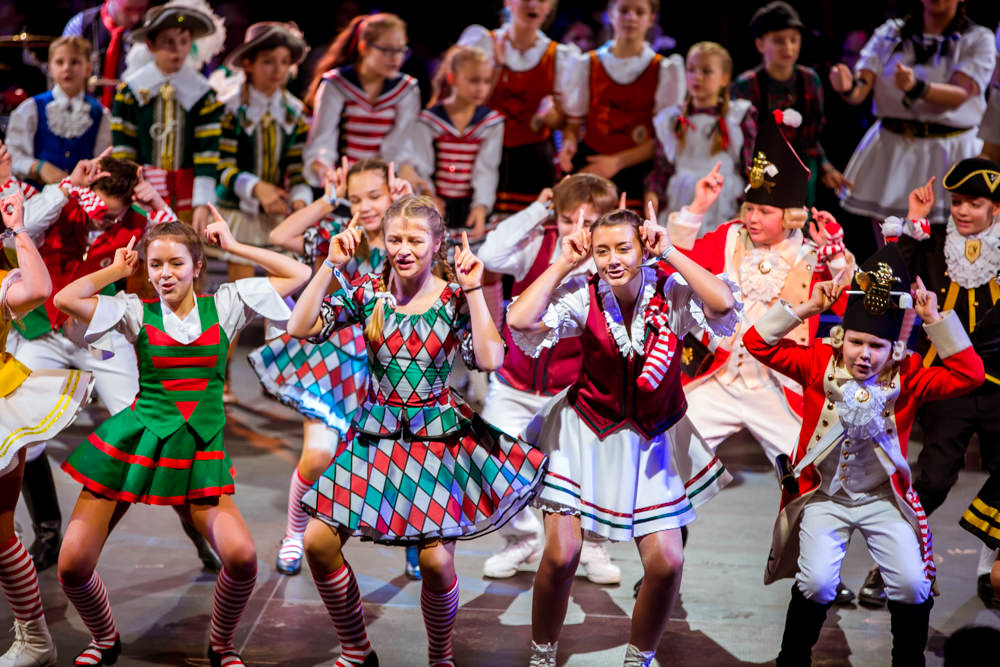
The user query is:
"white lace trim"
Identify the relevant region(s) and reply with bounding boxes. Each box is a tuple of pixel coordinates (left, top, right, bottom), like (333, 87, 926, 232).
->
(837, 377, 890, 442)
(596, 266, 657, 358)
(688, 272, 742, 338)
(739, 247, 791, 303)
(44, 99, 95, 139)
(943, 216, 1000, 289)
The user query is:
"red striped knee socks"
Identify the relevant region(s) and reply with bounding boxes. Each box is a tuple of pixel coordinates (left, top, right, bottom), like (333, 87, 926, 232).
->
(313, 562, 373, 666)
(421, 577, 459, 666)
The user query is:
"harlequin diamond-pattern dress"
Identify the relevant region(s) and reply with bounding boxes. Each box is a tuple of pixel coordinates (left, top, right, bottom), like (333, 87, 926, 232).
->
(300, 273, 547, 544)
(248, 216, 382, 435)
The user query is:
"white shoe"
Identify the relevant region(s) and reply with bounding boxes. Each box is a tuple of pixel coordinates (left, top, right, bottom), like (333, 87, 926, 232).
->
(483, 534, 542, 578)
(0, 618, 57, 667)
(578, 540, 621, 585)
(528, 640, 557, 667)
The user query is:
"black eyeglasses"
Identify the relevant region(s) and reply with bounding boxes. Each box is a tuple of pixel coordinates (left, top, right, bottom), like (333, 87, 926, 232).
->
(371, 44, 411, 60)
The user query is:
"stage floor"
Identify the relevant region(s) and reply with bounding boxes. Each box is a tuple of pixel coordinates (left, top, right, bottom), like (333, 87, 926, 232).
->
(9, 332, 1000, 666)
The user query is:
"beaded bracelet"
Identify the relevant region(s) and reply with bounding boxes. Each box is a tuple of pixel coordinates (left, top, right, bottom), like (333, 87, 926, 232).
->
(0, 227, 29, 240)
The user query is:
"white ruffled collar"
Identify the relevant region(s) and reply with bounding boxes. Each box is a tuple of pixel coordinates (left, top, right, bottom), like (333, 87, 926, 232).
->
(596, 265, 657, 358)
(125, 62, 211, 111)
(44, 86, 96, 139)
(223, 85, 302, 135)
(943, 216, 1000, 289)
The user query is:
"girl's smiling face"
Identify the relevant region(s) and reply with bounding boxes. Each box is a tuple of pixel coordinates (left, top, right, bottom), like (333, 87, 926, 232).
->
(347, 170, 392, 237)
(146, 237, 201, 306)
(384, 215, 440, 280)
(591, 223, 643, 287)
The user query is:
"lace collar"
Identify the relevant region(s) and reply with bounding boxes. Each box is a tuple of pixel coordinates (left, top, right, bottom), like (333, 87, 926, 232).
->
(943, 216, 1000, 289)
(596, 265, 657, 358)
(825, 361, 901, 443)
(226, 85, 302, 135)
(125, 61, 211, 110)
(44, 86, 96, 139)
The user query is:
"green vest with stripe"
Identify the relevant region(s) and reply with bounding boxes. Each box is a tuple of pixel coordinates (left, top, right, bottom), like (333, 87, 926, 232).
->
(134, 295, 228, 441)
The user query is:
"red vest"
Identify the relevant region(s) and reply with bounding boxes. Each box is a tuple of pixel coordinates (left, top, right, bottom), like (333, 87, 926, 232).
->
(496, 226, 582, 395)
(584, 52, 661, 154)
(37, 200, 147, 332)
(488, 37, 557, 148)
(569, 271, 686, 440)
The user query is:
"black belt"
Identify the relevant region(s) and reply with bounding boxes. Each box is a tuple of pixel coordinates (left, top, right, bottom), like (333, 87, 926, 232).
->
(881, 118, 972, 138)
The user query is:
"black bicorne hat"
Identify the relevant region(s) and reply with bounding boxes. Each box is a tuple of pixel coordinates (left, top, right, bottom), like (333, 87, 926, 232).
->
(744, 110, 811, 210)
(942, 157, 1000, 202)
(842, 244, 912, 342)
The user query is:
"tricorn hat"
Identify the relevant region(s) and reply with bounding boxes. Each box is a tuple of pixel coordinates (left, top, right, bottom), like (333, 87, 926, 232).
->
(842, 244, 912, 342)
(223, 22, 309, 70)
(942, 157, 1000, 202)
(128, 3, 216, 43)
(744, 110, 811, 210)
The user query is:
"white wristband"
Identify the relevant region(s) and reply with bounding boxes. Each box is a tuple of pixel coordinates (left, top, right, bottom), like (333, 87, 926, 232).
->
(660, 246, 675, 261)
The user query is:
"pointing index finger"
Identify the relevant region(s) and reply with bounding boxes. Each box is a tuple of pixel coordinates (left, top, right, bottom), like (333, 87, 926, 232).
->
(125, 236, 136, 252)
(388, 161, 395, 185)
(461, 231, 471, 252)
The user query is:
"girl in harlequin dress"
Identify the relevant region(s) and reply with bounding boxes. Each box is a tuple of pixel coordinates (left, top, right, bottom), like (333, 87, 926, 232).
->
(52, 211, 311, 667)
(303, 13, 419, 187)
(0, 190, 93, 667)
(507, 206, 739, 666)
(558, 0, 685, 209)
(459, 0, 576, 217)
(287, 195, 547, 666)
(250, 157, 415, 577)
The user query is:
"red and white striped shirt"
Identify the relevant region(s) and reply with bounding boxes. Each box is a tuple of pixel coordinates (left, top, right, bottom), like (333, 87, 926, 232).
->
(406, 104, 504, 209)
(303, 66, 419, 184)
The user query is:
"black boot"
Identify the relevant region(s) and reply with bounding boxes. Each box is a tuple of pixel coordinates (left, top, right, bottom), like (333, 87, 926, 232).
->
(179, 518, 222, 573)
(20, 453, 62, 572)
(888, 597, 933, 667)
(775, 585, 832, 667)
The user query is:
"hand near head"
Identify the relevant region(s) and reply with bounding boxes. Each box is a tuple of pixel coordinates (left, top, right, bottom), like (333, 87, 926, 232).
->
(558, 209, 591, 270)
(912, 275, 940, 323)
(131, 165, 167, 212)
(330, 155, 350, 200)
(535, 187, 554, 208)
(640, 201, 672, 256)
(690, 161, 724, 216)
(69, 146, 113, 188)
(326, 213, 363, 268)
(907, 176, 935, 220)
(0, 192, 24, 230)
(203, 203, 237, 251)
(807, 271, 847, 314)
(387, 162, 413, 201)
(808, 208, 843, 244)
(112, 235, 139, 278)
(454, 231, 485, 291)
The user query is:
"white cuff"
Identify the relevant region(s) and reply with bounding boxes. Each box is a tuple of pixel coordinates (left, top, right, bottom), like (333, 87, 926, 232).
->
(672, 206, 703, 229)
(234, 172, 260, 202)
(289, 183, 314, 207)
(755, 302, 803, 345)
(192, 176, 217, 207)
(924, 310, 972, 358)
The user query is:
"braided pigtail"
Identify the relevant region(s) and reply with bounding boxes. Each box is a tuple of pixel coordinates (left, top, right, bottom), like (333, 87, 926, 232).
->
(433, 239, 457, 283)
(673, 97, 692, 153)
(365, 261, 394, 344)
(712, 92, 731, 155)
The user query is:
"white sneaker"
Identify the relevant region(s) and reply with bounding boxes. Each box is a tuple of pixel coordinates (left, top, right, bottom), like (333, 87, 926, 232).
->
(483, 534, 542, 578)
(0, 618, 57, 667)
(528, 640, 557, 667)
(578, 540, 621, 584)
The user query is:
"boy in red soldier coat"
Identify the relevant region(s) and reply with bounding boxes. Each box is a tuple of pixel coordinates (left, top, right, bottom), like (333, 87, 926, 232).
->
(744, 243, 984, 666)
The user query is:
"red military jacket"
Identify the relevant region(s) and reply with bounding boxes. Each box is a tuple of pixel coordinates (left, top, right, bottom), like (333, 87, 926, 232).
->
(743, 306, 984, 584)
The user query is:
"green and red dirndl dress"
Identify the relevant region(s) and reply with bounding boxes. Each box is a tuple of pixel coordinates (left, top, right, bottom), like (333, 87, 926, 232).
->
(63, 296, 236, 504)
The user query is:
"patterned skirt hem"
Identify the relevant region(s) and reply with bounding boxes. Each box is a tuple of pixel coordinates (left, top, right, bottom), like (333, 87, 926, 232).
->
(248, 356, 352, 435)
(61, 461, 235, 506)
(303, 456, 547, 546)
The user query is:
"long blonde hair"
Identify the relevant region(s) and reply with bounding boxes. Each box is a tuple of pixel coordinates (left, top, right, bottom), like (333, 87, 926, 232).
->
(365, 195, 455, 343)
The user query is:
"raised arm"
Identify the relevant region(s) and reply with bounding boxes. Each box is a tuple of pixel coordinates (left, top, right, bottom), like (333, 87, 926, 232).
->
(269, 166, 345, 254)
(507, 212, 589, 333)
(643, 202, 735, 316)
(454, 232, 504, 370)
(54, 236, 137, 323)
(1, 193, 51, 314)
(203, 204, 311, 297)
(286, 215, 362, 338)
